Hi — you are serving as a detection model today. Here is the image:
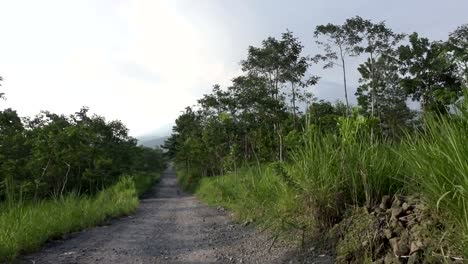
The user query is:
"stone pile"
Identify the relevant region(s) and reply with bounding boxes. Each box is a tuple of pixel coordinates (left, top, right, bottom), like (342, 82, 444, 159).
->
(336, 195, 463, 264)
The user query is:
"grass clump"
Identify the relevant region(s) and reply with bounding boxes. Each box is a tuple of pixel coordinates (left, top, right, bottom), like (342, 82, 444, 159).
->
(0, 172, 159, 263)
(176, 167, 201, 193)
(334, 208, 376, 264)
(402, 104, 468, 255)
(197, 165, 303, 237)
(132, 172, 161, 196)
(288, 115, 406, 228)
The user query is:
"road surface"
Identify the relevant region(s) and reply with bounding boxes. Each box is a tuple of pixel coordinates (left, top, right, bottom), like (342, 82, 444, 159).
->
(21, 169, 332, 264)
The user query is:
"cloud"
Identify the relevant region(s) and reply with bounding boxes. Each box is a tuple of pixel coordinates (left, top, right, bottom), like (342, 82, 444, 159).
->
(0, 0, 239, 137)
(1, 0, 466, 137)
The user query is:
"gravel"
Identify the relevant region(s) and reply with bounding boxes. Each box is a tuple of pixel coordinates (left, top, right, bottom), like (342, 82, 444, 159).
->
(20, 169, 332, 264)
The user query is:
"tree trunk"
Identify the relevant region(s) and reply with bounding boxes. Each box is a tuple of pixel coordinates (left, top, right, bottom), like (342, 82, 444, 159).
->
(277, 128, 283, 162)
(369, 52, 376, 118)
(291, 82, 297, 127)
(340, 46, 350, 116)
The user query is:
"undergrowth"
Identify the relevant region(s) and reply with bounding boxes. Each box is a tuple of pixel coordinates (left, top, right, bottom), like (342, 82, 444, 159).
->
(194, 106, 468, 260)
(0, 172, 160, 263)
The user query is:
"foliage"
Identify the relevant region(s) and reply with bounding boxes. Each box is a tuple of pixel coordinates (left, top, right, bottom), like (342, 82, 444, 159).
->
(171, 19, 468, 260)
(196, 165, 302, 238)
(0, 107, 165, 202)
(165, 31, 317, 179)
(447, 24, 468, 88)
(0, 172, 159, 262)
(344, 16, 406, 119)
(197, 114, 405, 237)
(167, 20, 467, 178)
(313, 21, 360, 114)
(356, 55, 415, 137)
(196, 107, 468, 259)
(398, 32, 464, 113)
(307, 100, 347, 133)
(401, 98, 468, 253)
(288, 114, 405, 225)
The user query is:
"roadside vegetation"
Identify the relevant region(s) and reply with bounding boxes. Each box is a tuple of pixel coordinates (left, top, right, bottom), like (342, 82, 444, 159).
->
(0, 86, 166, 262)
(165, 17, 468, 262)
(0, 173, 160, 262)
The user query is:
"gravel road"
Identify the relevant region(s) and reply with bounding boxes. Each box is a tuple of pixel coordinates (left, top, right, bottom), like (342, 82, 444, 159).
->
(21, 169, 332, 264)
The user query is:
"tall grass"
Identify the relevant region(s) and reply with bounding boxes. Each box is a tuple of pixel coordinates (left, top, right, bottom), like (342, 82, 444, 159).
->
(132, 172, 161, 196)
(197, 165, 301, 236)
(196, 108, 468, 257)
(288, 116, 406, 227)
(402, 105, 468, 252)
(196, 115, 406, 236)
(0, 172, 160, 262)
(176, 166, 203, 192)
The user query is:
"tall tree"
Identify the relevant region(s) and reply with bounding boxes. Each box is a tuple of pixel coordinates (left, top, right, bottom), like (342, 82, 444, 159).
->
(345, 16, 405, 117)
(356, 55, 413, 137)
(281, 31, 319, 126)
(241, 31, 316, 160)
(314, 23, 360, 115)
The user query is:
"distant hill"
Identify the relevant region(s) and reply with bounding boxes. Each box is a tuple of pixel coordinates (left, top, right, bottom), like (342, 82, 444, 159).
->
(138, 136, 169, 149)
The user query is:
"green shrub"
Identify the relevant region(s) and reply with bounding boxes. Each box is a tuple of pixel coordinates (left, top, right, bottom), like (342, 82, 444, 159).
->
(132, 172, 161, 196)
(176, 166, 203, 192)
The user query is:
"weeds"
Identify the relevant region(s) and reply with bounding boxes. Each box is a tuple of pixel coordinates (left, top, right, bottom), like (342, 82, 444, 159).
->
(402, 104, 468, 254)
(0, 172, 159, 262)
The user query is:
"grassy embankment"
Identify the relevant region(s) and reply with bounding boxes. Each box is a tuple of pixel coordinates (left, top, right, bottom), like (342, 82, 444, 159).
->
(0, 172, 160, 263)
(191, 111, 468, 260)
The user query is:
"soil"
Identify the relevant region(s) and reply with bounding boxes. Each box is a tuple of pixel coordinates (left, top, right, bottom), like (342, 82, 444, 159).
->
(20, 169, 332, 264)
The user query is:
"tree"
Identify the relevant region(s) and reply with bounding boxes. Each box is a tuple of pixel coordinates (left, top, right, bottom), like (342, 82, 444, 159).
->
(169, 107, 205, 176)
(280, 31, 319, 126)
(447, 24, 468, 88)
(0, 109, 29, 202)
(314, 23, 360, 115)
(228, 74, 284, 162)
(398, 33, 463, 113)
(345, 16, 405, 117)
(356, 55, 413, 137)
(0, 105, 157, 202)
(307, 100, 347, 132)
(241, 31, 316, 160)
(133, 147, 165, 173)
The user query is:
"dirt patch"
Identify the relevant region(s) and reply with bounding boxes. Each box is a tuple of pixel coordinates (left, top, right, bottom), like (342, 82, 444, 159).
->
(19, 169, 331, 264)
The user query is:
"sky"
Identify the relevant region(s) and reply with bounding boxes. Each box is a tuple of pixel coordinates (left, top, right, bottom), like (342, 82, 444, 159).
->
(0, 0, 466, 137)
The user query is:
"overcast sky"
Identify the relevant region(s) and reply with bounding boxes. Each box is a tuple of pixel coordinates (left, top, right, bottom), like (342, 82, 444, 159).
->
(0, 0, 466, 137)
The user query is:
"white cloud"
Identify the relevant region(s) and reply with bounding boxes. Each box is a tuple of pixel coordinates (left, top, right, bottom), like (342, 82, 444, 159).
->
(0, 0, 239, 137)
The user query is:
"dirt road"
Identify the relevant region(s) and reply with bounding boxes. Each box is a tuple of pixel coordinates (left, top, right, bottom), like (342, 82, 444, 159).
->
(21, 169, 332, 264)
